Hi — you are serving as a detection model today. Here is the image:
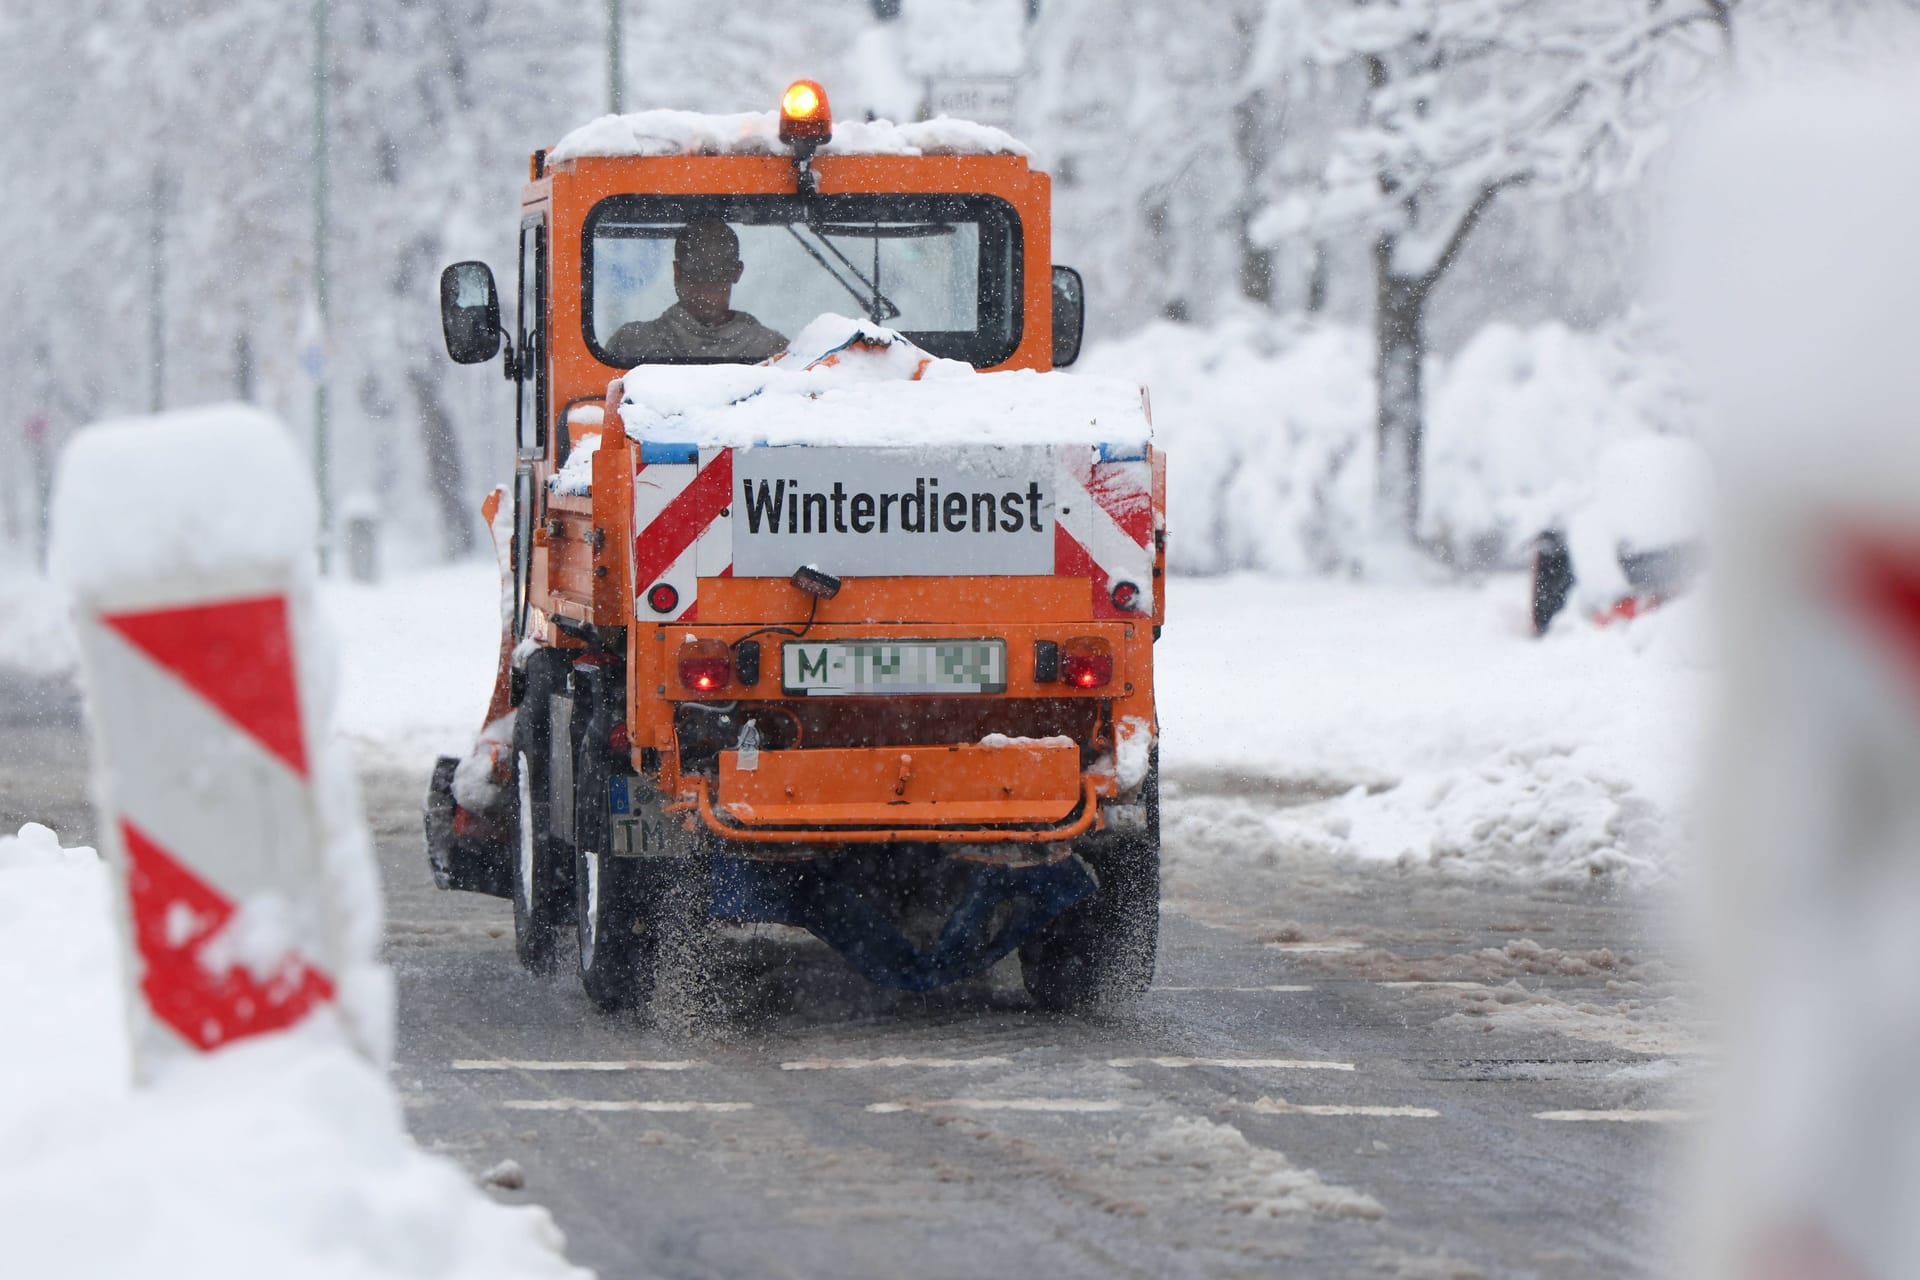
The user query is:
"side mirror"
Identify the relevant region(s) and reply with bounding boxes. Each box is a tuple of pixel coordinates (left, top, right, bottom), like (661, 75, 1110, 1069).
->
(439, 261, 502, 364)
(1051, 265, 1085, 368)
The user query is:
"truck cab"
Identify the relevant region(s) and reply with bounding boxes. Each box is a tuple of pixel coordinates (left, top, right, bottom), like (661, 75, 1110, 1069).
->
(426, 83, 1164, 1018)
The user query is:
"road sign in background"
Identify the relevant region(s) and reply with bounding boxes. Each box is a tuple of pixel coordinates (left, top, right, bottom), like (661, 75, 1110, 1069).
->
(926, 78, 1016, 128)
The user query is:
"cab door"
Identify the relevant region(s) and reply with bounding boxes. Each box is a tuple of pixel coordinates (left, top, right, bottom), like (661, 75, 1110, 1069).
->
(513, 217, 548, 636)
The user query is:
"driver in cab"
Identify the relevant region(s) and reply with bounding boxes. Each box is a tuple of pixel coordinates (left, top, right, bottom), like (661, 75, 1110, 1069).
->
(608, 218, 788, 364)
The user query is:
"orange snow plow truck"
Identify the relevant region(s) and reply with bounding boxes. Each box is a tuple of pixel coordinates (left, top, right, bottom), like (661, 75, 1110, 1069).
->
(425, 82, 1165, 1015)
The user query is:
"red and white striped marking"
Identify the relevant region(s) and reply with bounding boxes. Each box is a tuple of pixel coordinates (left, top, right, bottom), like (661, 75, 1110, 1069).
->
(1055, 448, 1155, 618)
(75, 588, 339, 1060)
(631, 447, 734, 622)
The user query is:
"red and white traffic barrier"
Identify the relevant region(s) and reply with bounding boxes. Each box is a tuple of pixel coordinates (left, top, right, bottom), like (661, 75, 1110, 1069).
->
(49, 406, 387, 1075)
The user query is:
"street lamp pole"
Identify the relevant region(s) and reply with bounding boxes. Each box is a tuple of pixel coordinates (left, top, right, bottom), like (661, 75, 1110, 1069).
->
(312, 0, 333, 569)
(148, 166, 168, 414)
(608, 0, 624, 114)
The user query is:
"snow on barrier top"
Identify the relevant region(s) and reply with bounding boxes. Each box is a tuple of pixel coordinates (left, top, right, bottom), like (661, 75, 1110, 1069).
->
(617, 314, 1151, 452)
(547, 108, 1029, 164)
(49, 404, 317, 598)
(1666, 73, 1920, 517)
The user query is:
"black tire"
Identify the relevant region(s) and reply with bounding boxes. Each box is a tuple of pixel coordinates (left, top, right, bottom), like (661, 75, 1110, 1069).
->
(424, 755, 460, 892)
(1531, 530, 1574, 636)
(510, 651, 571, 974)
(573, 688, 646, 1011)
(1020, 756, 1161, 1012)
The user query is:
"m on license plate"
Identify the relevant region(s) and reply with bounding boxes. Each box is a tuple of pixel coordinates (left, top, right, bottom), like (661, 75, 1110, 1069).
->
(782, 640, 1007, 695)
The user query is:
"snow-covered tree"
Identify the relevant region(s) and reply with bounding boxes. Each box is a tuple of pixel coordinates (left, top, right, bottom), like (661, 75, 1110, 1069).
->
(1257, 0, 1734, 548)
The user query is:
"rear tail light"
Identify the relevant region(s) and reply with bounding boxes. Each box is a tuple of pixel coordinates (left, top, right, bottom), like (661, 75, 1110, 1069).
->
(677, 639, 731, 692)
(607, 722, 630, 752)
(1060, 636, 1113, 689)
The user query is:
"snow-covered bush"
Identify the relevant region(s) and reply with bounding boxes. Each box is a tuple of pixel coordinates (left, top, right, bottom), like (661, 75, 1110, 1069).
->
(1079, 315, 1699, 577)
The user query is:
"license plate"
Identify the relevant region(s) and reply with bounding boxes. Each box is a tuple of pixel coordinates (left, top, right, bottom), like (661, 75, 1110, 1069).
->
(607, 775, 671, 856)
(782, 639, 1007, 695)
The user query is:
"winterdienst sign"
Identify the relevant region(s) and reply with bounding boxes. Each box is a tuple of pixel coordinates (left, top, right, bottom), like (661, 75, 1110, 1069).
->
(731, 445, 1056, 577)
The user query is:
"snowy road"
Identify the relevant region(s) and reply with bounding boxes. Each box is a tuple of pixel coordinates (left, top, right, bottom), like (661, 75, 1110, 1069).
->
(3, 669, 1698, 1278)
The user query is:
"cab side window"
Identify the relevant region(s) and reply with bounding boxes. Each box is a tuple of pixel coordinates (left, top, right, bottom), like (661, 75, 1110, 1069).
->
(516, 221, 547, 454)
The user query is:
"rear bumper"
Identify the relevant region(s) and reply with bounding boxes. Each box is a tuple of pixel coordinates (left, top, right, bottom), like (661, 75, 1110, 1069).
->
(673, 740, 1110, 846)
(682, 774, 1103, 846)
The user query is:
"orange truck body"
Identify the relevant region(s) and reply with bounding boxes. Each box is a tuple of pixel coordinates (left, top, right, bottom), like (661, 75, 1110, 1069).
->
(428, 90, 1166, 1007)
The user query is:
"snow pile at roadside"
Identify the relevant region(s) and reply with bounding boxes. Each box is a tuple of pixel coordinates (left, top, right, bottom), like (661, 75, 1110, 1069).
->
(0, 822, 585, 1280)
(1158, 575, 1708, 886)
(619, 314, 1150, 450)
(1266, 741, 1675, 884)
(0, 824, 122, 1117)
(1078, 314, 1698, 575)
(322, 561, 506, 763)
(0, 560, 75, 677)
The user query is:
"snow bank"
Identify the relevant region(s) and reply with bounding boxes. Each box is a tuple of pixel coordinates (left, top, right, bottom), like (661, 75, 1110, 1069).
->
(1264, 742, 1674, 884)
(619, 314, 1150, 450)
(1076, 315, 1698, 575)
(0, 562, 76, 676)
(0, 823, 584, 1279)
(1158, 575, 1706, 887)
(549, 109, 1027, 165)
(322, 562, 505, 764)
(0, 824, 123, 1128)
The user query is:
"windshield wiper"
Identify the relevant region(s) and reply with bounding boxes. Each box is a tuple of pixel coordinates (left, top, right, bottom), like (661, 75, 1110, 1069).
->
(784, 224, 901, 324)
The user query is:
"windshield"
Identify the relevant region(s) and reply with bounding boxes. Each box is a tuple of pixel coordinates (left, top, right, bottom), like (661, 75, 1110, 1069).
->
(584, 193, 1021, 368)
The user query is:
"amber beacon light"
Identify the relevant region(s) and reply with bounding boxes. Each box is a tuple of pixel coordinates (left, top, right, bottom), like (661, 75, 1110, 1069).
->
(779, 80, 832, 145)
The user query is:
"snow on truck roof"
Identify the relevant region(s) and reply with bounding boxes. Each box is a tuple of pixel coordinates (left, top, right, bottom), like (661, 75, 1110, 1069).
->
(615, 315, 1150, 453)
(547, 109, 1030, 164)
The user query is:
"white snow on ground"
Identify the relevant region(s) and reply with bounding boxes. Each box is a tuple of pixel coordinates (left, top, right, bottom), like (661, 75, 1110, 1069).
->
(1157, 574, 1708, 886)
(0, 563, 75, 677)
(1126, 1110, 1384, 1220)
(2, 548, 1704, 886)
(309, 560, 1707, 886)
(0, 824, 123, 1123)
(321, 561, 506, 764)
(0, 823, 585, 1279)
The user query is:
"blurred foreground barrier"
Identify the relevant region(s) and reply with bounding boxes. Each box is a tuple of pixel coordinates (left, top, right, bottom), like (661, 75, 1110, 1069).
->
(1667, 73, 1920, 1280)
(49, 406, 387, 1076)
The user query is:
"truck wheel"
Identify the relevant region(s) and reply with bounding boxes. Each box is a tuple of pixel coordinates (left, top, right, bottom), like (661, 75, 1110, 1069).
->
(510, 652, 571, 974)
(573, 732, 645, 1011)
(1020, 756, 1161, 1013)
